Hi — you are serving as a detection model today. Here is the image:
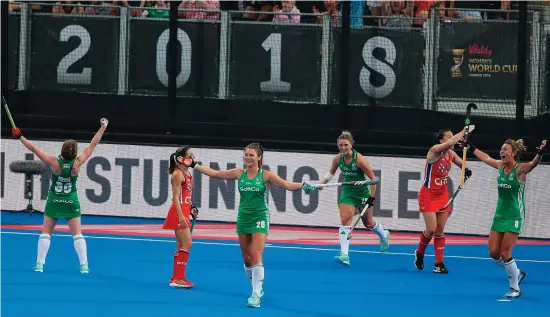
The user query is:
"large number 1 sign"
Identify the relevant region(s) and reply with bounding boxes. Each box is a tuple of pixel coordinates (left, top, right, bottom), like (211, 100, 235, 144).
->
(261, 33, 290, 93)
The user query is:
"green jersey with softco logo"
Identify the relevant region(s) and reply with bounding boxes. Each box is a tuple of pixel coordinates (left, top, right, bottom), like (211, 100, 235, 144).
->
(45, 157, 81, 219)
(491, 163, 525, 234)
(338, 149, 372, 208)
(236, 169, 270, 235)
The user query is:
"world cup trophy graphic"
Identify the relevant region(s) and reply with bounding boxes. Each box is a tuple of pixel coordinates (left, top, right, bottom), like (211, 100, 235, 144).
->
(450, 49, 465, 78)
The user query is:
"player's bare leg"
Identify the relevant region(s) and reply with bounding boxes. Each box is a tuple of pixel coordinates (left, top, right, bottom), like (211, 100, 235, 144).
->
(361, 206, 390, 252)
(34, 215, 57, 272)
(238, 234, 255, 287)
(490, 231, 524, 298)
(68, 217, 89, 274)
(415, 212, 436, 270)
(335, 203, 354, 265)
(171, 228, 193, 288)
(246, 233, 267, 308)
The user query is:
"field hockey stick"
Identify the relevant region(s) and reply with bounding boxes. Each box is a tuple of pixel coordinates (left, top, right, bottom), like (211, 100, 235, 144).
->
(190, 218, 195, 233)
(347, 200, 375, 240)
(2, 96, 17, 129)
(313, 177, 380, 189)
(460, 103, 477, 189)
(439, 177, 469, 211)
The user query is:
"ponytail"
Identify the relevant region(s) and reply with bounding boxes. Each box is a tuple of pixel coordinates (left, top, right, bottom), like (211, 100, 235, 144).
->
(168, 146, 190, 174)
(168, 153, 177, 174)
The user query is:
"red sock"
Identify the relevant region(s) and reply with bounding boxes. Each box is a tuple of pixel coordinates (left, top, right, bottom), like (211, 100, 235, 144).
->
(175, 248, 190, 280)
(434, 235, 445, 264)
(417, 231, 432, 255)
(171, 251, 178, 280)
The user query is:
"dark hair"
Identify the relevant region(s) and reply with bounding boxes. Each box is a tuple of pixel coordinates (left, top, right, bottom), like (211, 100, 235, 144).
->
(434, 129, 452, 144)
(61, 139, 78, 161)
(245, 143, 264, 168)
(504, 139, 526, 161)
(168, 146, 190, 174)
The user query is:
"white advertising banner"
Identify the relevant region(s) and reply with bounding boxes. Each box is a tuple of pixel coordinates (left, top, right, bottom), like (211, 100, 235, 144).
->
(1, 139, 549, 238)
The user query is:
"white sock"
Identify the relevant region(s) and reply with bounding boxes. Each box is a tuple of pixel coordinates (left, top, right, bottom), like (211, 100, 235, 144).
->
(370, 221, 388, 240)
(36, 234, 51, 264)
(339, 226, 351, 255)
(244, 264, 253, 284)
(73, 235, 88, 265)
(496, 257, 521, 276)
(504, 258, 520, 290)
(251, 264, 264, 295)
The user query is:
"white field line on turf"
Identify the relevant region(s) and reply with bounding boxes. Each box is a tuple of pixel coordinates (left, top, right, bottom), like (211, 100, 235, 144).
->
(2, 231, 550, 264)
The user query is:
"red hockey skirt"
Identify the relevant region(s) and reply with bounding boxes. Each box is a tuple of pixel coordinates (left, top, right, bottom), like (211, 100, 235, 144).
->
(418, 186, 451, 213)
(162, 203, 191, 230)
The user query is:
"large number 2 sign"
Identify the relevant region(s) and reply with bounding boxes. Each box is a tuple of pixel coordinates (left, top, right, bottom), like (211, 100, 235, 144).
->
(57, 25, 92, 85)
(261, 33, 291, 93)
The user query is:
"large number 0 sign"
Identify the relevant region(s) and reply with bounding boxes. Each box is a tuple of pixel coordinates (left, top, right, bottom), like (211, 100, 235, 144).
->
(229, 23, 322, 102)
(128, 19, 220, 97)
(332, 28, 424, 107)
(155, 29, 192, 88)
(29, 15, 120, 92)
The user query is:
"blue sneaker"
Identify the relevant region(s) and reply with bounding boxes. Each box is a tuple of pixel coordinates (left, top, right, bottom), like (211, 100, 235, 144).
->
(334, 252, 350, 266)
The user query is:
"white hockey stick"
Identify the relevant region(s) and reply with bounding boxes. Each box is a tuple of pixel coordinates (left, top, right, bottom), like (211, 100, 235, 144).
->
(313, 177, 380, 189)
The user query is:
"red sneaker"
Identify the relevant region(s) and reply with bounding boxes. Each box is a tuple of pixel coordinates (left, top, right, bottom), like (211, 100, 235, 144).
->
(171, 278, 194, 288)
(169, 277, 177, 287)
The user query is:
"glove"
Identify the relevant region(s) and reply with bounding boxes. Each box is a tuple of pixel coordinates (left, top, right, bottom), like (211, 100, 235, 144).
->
(301, 181, 315, 194)
(366, 196, 375, 206)
(100, 118, 109, 127)
(536, 140, 547, 156)
(458, 139, 476, 152)
(464, 167, 472, 180)
(11, 128, 21, 139)
(183, 157, 197, 168)
(190, 204, 199, 220)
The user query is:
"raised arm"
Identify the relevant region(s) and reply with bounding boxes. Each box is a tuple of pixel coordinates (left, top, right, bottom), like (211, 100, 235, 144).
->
(517, 139, 546, 175)
(357, 154, 377, 197)
(465, 142, 502, 170)
(73, 118, 108, 170)
(18, 136, 58, 168)
(429, 125, 474, 154)
(11, 127, 58, 167)
(320, 155, 340, 185)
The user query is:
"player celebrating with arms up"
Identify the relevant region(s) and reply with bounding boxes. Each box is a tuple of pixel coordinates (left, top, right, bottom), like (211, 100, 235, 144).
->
(320, 131, 389, 266)
(461, 138, 546, 298)
(11, 118, 108, 274)
(415, 126, 473, 274)
(162, 147, 199, 288)
(183, 143, 315, 308)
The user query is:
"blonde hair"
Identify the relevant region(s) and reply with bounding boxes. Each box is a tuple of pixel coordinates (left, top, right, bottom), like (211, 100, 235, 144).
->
(337, 130, 354, 144)
(504, 139, 527, 160)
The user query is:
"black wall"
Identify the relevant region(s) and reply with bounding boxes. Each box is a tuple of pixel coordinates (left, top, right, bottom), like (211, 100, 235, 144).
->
(2, 89, 549, 163)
